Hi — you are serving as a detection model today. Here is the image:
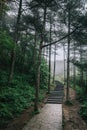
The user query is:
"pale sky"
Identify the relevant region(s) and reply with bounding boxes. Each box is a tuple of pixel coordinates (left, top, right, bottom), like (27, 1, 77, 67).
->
(51, 47, 64, 61)
(45, 46, 65, 61)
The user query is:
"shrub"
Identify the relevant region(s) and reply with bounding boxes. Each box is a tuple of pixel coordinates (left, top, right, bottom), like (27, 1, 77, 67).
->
(0, 85, 35, 120)
(79, 101, 87, 122)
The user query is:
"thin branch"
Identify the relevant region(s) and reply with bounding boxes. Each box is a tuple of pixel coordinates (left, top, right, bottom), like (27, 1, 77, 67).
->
(41, 27, 78, 49)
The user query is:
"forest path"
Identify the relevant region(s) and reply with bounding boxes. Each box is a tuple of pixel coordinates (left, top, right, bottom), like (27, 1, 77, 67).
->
(22, 81, 64, 130)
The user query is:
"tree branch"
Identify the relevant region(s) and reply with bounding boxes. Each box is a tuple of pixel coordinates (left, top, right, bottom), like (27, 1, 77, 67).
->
(41, 27, 78, 49)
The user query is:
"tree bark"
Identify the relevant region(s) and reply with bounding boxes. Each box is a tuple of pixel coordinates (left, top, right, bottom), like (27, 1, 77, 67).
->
(48, 16, 52, 93)
(73, 42, 76, 88)
(63, 44, 66, 85)
(80, 44, 83, 88)
(53, 44, 56, 84)
(8, 0, 22, 83)
(66, 5, 71, 101)
(32, 31, 37, 65)
(34, 5, 47, 111)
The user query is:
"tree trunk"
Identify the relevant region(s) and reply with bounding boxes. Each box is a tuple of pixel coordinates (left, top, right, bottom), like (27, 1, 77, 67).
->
(34, 44, 42, 112)
(0, 0, 5, 28)
(48, 15, 52, 93)
(53, 44, 56, 84)
(66, 5, 71, 101)
(8, 0, 22, 83)
(80, 44, 83, 88)
(63, 44, 66, 85)
(73, 42, 76, 88)
(32, 31, 37, 65)
(34, 5, 47, 112)
(85, 71, 87, 93)
(46, 46, 48, 63)
(48, 45, 51, 93)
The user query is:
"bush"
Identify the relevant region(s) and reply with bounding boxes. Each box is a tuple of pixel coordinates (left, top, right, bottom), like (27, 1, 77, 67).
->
(0, 66, 48, 126)
(0, 71, 36, 126)
(0, 70, 8, 86)
(0, 55, 49, 126)
(79, 101, 87, 122)
(40, 58, 49, 89)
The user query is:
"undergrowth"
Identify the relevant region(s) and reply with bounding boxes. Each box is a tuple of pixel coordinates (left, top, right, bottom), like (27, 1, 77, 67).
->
(0, 70, 47, 127)
(70, 76, 87, 123)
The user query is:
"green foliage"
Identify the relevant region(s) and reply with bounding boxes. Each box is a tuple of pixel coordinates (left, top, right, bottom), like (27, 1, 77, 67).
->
(0, 59, 49, 126)
(0, 71, 35, 126)
(25, 58, 49, 89)
(79, 101, 87, 122)
(0, 30, 49, 126)
(40, 58, 49, 89)
(0, 84, 35, 118)
(73, 61, 87, 71)
(39, 90, 46, 102)
(0, 30, 14, 51)
(0, 70, 8, 86)
(0, 30, 14, 67)
(0, 0, 9, 17)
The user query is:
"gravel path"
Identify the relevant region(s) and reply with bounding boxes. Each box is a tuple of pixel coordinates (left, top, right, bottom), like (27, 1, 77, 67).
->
(22, 104, 62, 130)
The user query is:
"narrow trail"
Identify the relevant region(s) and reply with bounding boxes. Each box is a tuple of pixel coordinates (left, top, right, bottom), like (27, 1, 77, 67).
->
(22, 81, 64, 130)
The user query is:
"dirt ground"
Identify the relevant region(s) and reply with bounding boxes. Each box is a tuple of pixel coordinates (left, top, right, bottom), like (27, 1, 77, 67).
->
(63, 87, 87, 130)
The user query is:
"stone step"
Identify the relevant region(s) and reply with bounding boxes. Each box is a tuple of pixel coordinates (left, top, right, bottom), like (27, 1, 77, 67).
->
(46, 81, 64, 104)
(47, 98, 62, 101)
(47, 101, 62, 104)
(50, 91, 63, 93)
(54, 89, 64, 91)
(50, 92, 63, 94)
(47, 98, 63, 102)
(50, 90, 63, 93)
(48, 96, 63, 99)
(47, 98, 63, 100)
(47, 100, 62, 102)
(49, 94, 63, 97)
(50, 90, 63, 92)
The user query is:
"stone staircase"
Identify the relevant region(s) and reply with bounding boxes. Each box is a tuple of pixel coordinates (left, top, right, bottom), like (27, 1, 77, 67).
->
(47, 81, 64, 104)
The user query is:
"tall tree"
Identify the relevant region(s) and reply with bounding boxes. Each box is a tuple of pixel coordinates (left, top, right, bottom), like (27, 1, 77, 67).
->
(73, 41, 76, 88)
(33, 0, 57, 111)
(48, 14, 52, 93)
(63, 43, 66, 85)
(53, 43, 57, 84)
(8, 0, 23, 82)
(62, 0, 83, 101)
(34, 1, 47, 111)
(66, 2, 71, 101)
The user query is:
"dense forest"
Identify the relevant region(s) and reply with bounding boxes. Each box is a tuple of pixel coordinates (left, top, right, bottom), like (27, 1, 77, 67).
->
(0, 0, 87, 128)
